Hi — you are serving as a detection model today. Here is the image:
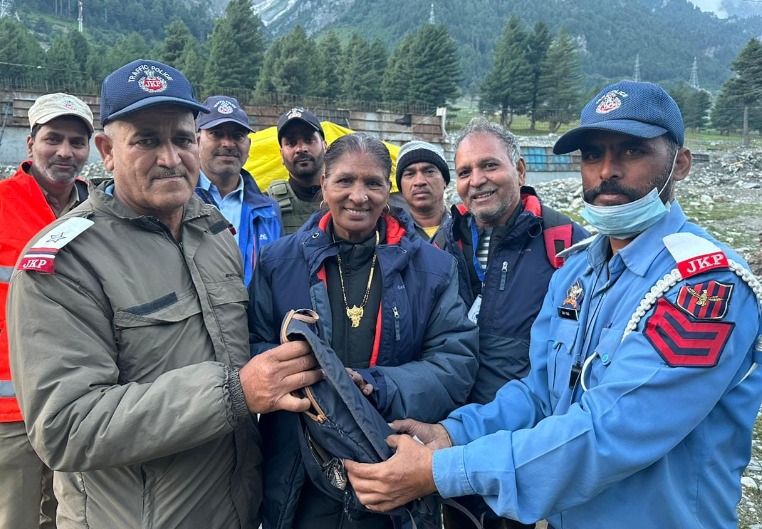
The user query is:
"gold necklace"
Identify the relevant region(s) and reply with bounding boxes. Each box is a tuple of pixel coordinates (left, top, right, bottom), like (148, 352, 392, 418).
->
(335, 230, 379, 328)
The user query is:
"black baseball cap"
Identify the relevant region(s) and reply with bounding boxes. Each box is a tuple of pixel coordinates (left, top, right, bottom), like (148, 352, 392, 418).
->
(276, 107, 324, 143)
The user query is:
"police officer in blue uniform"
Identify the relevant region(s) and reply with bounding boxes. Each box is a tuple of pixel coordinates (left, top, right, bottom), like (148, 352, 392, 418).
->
(344, 81, 762, 529)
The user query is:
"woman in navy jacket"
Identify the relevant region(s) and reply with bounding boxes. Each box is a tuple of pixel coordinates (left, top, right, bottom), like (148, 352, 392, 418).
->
(248, 133, 478, 529)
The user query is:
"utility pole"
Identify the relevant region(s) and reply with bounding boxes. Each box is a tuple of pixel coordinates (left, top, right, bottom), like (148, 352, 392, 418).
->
(633, 54, 641, 82)
(689, 57, 699, 89)
(78, 1, 83, 33)
(429, 2, 435, 24)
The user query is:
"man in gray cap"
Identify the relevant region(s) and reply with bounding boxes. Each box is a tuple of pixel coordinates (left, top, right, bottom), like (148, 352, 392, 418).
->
(266, 107, 327, 234)
(345, 81, 762, 529)
(395, 140, 451, 242)
(0, 92, 93, 529)
(195, 95, 283, 286)
(7, 60, 323, 529)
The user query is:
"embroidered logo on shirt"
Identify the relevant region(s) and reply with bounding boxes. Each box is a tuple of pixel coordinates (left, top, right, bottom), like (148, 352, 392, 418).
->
(644, 297, 733, 367)
(558, 279, 584, 320)
(676, 280, 733, 320)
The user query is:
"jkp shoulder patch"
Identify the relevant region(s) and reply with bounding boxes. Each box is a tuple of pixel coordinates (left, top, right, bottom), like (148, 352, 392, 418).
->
(663, 232, 729, 278)
(17, 217, 93, 274)
(645, 297, 734, 367)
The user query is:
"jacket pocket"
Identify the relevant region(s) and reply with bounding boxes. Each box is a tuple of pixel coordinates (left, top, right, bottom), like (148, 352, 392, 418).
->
(113, 291, 205, 380)
(548, 317, 580, 402)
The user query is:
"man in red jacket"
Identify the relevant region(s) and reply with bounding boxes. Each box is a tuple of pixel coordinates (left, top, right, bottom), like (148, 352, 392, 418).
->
(0, 92, 93, 528)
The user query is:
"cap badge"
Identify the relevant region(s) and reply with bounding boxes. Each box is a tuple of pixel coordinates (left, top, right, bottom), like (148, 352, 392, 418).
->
(287, 108, 303, 119)
(138, 72, 167, 93)
(216, 100, 235, 114)
(595, 89, 628, 114)
(61, 99, 78, 111)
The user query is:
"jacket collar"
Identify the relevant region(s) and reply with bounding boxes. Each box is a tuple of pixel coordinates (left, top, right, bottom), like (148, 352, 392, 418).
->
(91, 179, 209, 227)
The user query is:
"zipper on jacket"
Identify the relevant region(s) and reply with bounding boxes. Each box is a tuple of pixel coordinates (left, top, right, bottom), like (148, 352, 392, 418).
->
(392, 306, 400, 341)
(499, 261, 509, 291)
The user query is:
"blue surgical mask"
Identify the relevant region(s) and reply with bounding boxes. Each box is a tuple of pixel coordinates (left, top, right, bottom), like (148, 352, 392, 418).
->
(581, 152, 677, 240)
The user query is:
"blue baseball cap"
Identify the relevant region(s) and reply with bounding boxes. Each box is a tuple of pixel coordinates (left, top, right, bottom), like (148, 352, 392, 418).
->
(196, 96, 254, 132)
(553, 80, 684, 154)
(100, 59, 208, 126)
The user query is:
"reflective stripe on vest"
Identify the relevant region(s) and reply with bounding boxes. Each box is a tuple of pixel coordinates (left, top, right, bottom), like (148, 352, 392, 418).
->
(0, 265, 13, 283)
(0, 381, 15, 397)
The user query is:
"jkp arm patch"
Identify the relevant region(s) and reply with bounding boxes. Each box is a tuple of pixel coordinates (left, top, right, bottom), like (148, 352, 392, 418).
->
(644, 297, 734, 367)
(17, 217, 93, 274)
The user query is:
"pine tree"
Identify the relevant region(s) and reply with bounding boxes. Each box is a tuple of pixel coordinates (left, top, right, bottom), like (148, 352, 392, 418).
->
(527, 22, 551, 130)
(276, 26, 318, 97)
(711, 78, 747, 135)
(45, 35, 77, 85)
(204, 0, 266, 91)
(160, 20, 194, 68)
(480, 14, 533, 126)
(725, 38, 762, 145)
(101, 32, 152, 77)
(255, 37, 283, 98)
(0, 18, 45, 82)
(539, 27, 582, 132)
(67, 30, 90, 83)
(343, 32, 379, 102)
(407, 24, 461, 109)
(316, 30, 344, 99)
(382, 32, 415, 103)
(255, 27, 317, 98)
(670, 82, 711, 130)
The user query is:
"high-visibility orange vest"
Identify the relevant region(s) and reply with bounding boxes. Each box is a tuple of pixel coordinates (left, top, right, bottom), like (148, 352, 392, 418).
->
(0, 162, 86, 422)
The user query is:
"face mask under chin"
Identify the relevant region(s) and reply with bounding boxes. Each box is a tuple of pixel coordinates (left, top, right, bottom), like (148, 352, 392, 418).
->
(581, 151, 678, 240)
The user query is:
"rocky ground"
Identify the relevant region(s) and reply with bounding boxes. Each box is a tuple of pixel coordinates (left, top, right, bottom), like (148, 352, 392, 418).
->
(3, 148, 762, 526)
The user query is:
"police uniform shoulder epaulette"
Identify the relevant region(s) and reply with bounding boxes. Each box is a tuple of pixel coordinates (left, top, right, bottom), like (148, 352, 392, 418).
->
(556, 234, 597, 260)
(16, 217, 94, 274)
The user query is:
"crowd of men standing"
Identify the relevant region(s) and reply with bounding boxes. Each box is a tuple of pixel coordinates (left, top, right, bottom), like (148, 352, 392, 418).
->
(0, 57, 760, 529)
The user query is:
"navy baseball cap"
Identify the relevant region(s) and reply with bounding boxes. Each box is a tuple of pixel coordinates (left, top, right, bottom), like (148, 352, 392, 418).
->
(100, 59, 208, 126)
(196, 96, 254, 132)
(553, 80, 684, 154)
(277, 107, 324, 143)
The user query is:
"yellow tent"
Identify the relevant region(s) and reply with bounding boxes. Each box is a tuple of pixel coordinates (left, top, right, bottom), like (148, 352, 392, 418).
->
(244, 121, 400, 193)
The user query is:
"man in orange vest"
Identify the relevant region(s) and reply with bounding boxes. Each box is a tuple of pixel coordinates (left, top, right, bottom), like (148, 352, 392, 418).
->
(0, 93, 93, 528)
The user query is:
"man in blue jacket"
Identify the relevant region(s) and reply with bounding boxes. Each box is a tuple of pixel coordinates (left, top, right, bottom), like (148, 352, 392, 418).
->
(345, 81, 762, 529)
(195, 95, 283, 285)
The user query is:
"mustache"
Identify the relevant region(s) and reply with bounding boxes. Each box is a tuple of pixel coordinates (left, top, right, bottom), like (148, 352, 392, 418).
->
(155, 169, 187, 179)
(583, 181, 640, 203)
(293, 154, 315, 163)
(213, 148, 240, 157)
(47, 158, 76, 168)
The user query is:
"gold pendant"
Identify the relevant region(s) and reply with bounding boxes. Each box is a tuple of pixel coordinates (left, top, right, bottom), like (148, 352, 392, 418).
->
(346, 305, 364, 327)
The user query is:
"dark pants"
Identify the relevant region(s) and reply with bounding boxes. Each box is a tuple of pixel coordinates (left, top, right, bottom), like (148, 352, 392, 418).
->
(292, 479, 393, 529)
(442, 501, 535, 529)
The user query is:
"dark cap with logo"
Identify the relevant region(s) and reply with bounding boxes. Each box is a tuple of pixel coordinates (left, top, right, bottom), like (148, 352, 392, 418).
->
(276, 107, 324, 143)
(553, 80, 685, 154)
(196, 96, 254, 132)
(100, 59, 209, 126)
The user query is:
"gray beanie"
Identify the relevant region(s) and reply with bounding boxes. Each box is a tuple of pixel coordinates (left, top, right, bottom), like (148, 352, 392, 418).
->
(395, 140, 450, 190)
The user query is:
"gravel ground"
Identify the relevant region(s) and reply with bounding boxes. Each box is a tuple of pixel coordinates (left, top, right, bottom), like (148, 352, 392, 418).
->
(3, 149, 762, 526)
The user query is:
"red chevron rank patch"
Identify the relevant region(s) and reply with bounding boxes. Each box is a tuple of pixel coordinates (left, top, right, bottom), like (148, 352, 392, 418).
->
(675, 280, 733, 320)
(644, 298, 734, 367)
